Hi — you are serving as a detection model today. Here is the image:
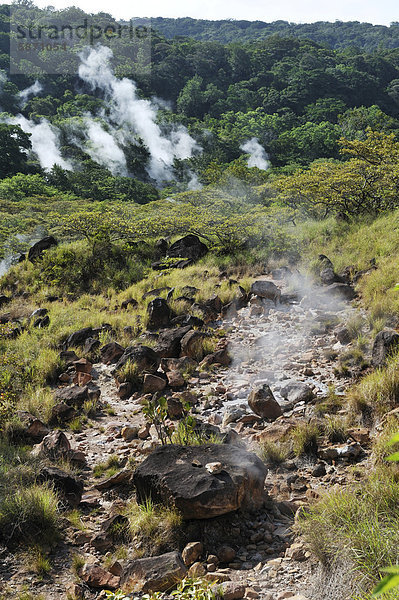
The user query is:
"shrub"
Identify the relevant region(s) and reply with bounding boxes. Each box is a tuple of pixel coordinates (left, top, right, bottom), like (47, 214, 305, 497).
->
(292, 422, 320, 456)
(257, 440, 289, 467)
(0, 483, 59, 545)
(324, 415, 348, 443)
(126, 498, 182, 557)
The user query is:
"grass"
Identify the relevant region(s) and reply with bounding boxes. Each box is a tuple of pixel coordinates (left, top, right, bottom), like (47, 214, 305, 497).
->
(92, 455, 123, 479)
(257, 440, 290, 467)
(315, 387, 344, 415)
(0, 482, 59, 545)
(324, 415, 348, 443)
(23, 546, 52, 578)
(125, 498, 182, 557)
(71, 553, 85, 577)
(298, 467, 399, 594)
(291, 422, 320, 457)
(67, 509, 86, 531)
(348, 350, 399, 419)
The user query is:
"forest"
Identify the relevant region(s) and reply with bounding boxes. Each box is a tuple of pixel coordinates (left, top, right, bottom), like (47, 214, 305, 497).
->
(3, 5, 399, 600)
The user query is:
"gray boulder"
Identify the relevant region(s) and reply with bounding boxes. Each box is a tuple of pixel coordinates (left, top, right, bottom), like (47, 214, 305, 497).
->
(372, 329, 399, 368)
(250, 281, 281, 304)
(279, 381, 314, 403)
(133, 444, 267, 520)
(248, 384, 283, 420)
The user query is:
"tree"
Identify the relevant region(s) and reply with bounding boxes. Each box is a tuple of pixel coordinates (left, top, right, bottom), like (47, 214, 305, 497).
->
(0, 124, 31, 178)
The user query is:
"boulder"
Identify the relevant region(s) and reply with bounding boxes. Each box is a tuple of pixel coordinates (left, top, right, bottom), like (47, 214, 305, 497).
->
(49, 402, 77, 425)
(115, 345, 160, 374)
(39, 466, 83, 507)
(167, 396, 184, 419)
(248, 384, 283, 420)
(133, 444, 267, 520)
(121, 551, 187, 593)
(16, 411, 49, 441)
(326, 283, 356, 301)
(147, 298, 173, 330)
(55, 385, 89, 408)
(334, 325, 352, 345)
(28, 236, 58, 261)
(167, 235, 208, 262)
(73, 358, 92, 374)
(200, 348, 232, 368)
(219, 582, 245, 600)
(121, 297, 138, 310)
(180, 330, 206, 359)
(33, 430, 71, 461)
(143, 373, 167, 394)
(166, 370, 185, 389)
(80, 564, 119, 590)
(279, 381, 314, 403)
(372, 329, 399, 368)
(217, 546, 236, 563)
(66, 327, 94, 348)
(250, 281, 281, 304)
(155, 326, 192, 358)
(182, 542, 203, 567)
(117, 382, 133, 399)
(100, 342, 125, 365)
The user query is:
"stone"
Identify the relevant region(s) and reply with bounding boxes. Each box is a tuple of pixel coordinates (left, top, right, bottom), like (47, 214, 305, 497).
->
(167, 397, 184, 419)
(28, 236, 58, 261)
(60, 350, 80, 366)
(248, 384, 283, 421)
(147, 298, 173, 330)
(39, 466, 83, 507)
(100, 342, 125, 365)
(55, 385, 89, 408)
(250, 281, 281, 304)
(279, 381, 314, 403)
(188, 562, 206, 577)
(334, 326, 352, 345)
(80, 564, 119, 590)
(347, 427, 370, 445)
(155, 326, 192, 358)
(121, 551, 187, 593)
(180, 330, 206, 359)
(121, 297, 138, 310)
(115, 345, 160, 374)
(66, 327, 94, 348)
(143, 373, 167, 394)
(219, 582, 246, 600)
(311, 462, 326, 477)
(182, 542, 203, 566)
(32, 430, 71, 461)
(319, 442, 362, 461)
(372, 329, 399, 368)
(217, 546, 236, 563)
(16, 411, 49, 441)
(320, 267, 339, 285)
(167, 370, 185, 389)
(326, 283, 356, 301)
(95, 469, 133, 491)
(133, 444, 267, 520)
(122, 425, 139, 441)
(65, 583, 84, 599)
(167, 235, 208, 262)
(49, 402, 77, 424)
(0, 295, 10, 308)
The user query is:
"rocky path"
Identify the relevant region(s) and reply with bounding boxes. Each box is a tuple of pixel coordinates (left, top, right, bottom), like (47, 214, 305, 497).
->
(3, 274, 368, 600)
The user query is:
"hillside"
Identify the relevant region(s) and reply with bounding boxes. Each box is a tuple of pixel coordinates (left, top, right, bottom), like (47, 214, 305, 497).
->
(2, 4, 399, 600)
(141, 17, 399, 50)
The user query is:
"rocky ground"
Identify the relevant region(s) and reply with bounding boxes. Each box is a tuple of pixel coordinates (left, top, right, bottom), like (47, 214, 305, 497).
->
(0, 269, 373, 600)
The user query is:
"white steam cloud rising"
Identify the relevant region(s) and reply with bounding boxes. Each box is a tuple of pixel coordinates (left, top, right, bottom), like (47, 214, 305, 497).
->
(240, 137, 270, 170)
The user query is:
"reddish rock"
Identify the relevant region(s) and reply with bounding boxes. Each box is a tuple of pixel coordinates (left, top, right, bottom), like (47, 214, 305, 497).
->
(100, 342, 125, 365)
(121, 551, 187, 592)
(167, 370, 185, 389)
(182, 542, 203, 566)
(248, 384, 282, 421)
(80, 564, 120, 590)
(143, 373, 167, 394)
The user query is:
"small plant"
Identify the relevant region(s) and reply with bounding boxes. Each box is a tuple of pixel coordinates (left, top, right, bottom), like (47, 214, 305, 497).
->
(324, 415, 348, 443)
(257, 440, 289, 467)
(115, 359, 142, 388)
(172, 577, 218, 600)
(25, 547, 51, 578)
(292, 422, 320, 456)
(71, 553, 85, 576)
(67, 509, 86, 531)
(93, 455, 123, 479)
(126, 498, 182, 556)
(142, 396, 173, 445)
(315, 387, 343, 415)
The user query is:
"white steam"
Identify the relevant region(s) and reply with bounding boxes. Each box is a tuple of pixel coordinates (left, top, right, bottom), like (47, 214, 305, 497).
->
(240, 137, 270, 170)
(70, 117, 128, 176)
(19, 80, 43, 104)
(78, 45, 201, 183)
(8, 115, 72, 171)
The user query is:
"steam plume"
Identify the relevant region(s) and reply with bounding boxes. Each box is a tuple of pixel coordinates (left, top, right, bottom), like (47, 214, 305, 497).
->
(19, 80, 43, 104)
(240, 137, 270, 170)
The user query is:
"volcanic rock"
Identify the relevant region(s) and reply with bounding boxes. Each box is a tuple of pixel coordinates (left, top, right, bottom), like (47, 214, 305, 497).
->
(133, 444, 267, 519)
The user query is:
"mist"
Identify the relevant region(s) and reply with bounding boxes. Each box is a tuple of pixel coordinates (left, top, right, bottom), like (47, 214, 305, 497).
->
(240, 137, 270, 170)
(78, 45, 201, 183)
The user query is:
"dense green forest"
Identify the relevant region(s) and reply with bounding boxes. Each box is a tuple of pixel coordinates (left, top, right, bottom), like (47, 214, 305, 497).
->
(136, 17, 399, 50)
